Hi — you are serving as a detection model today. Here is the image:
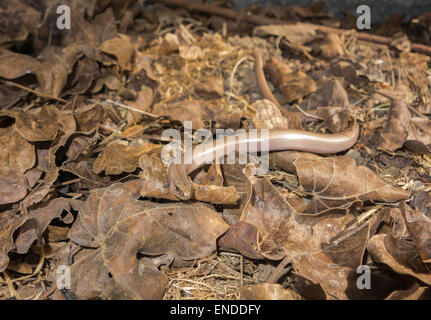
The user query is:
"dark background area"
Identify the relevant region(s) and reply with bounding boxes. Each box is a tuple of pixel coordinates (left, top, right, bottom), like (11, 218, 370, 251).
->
(231, 0, 430, 21)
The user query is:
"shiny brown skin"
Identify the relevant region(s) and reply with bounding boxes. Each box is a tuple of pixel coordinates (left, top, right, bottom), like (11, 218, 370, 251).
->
(167, 50, 360, 200)
(252, 49, 282, 108)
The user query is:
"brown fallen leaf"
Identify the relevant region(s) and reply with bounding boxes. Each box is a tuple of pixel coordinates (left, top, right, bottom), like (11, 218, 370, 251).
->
(0, 209, 27, 272)
(302, 78, 350, 111)
(66, 180, 228, 299)
(20, 127, 91, 207)
(0, 129, 35, 172)
(270, 152, 409, 215)
(252, 99, 289, 130)
(192, 183, 240, 205)
(264, 56, 317, 103)
(410, 191, 431, 219)
(5, 107, 60, 142)
(140, 155, 240, 205)
(194, 75, 224, 99)
(313, 32, 344, 59)
(240, 283, 303, 300)
(367, 233, 431, 285)
(368, 98, 431, 152)
(385, 283, 431, 300)
(93, 139, 162, 175)
(218, 221, 263, 260)
(0, 0, 41, 45)
(14, 198, 76, 254)
(369, 99, 411, 151)
(98, 34, 133, 70)
(316, 106, 350, 133)
(73, 104, 106, 132)
(61, 160, 111, 190)
(0, 49, 40, 79)
(192, 163, 241, 205)
(237, 164, 376, 299)
(127, 85, 154, 124)
(35, 43, 84, 97)
(402, 203, 431, 263)
(404, 117, 431, 153)
(391, 32, 411, 53)
(0, 167, 28, 205)
(139, 154, 178, 201)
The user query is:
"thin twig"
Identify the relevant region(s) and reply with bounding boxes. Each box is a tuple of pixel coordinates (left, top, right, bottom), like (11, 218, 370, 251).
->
(267, 256, 290, 283)
(293, 103, 322, 120)
(5, 81, 70, 104)
(103, 99, 159, 118)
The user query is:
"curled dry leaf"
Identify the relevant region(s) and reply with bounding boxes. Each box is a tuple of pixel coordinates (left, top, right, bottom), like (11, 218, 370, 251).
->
(0, 0, 41, 45)
(367, 234, 431, 285)
(313, 32, 344, 59)
(132, 53, 159, 81)
(140, 155, 240, 205)
(127, 85, 154, 124)
(218, 221, 263, 260)
(139, 155, 178, 201)
(302, 78, 350, 111)
(0, 129, 35, 172)
(264, 57, 317, 103)
(73, 104, 106, 132)
(369, 99, 411, 151)
(391, 32, 411, 53)
(66, 180, 229, 299)
(192, 163, 240, 205)
(11, 107, 59, 142)
(270, 153, 409, 215)
(402, 203, 431, 263)
(14, 198, 76, 254)
(0, 49, 40, 79)
(36, 43, 84, 97)
(236, 165, 375, 299)
(385, 283, 431, 300)
(410, 191, 431, 218)
(240, 283, 303, 300)
(404, 117, 431, 153)
(0, 209, 27, 272)
(98, 34, 134, 70)
(316, 107, 350, 133)
(0, 126, 35, 205)
(93, 139, 162, 175)
(369, 99, 431, 152)
(194, 75, 224, 99)
(19, 126, 92, 208)
(0, 167, 27, 205)
(192, 183, 240, 205)
(252, 99, 289, 130)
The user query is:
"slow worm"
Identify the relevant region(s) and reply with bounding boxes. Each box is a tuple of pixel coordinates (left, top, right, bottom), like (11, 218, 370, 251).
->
(168, 50, 360, 200)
